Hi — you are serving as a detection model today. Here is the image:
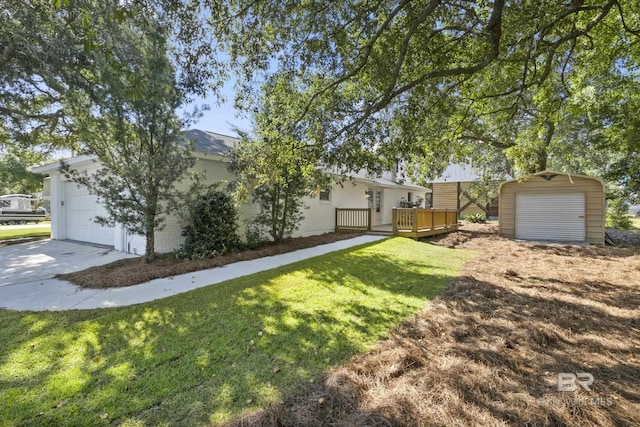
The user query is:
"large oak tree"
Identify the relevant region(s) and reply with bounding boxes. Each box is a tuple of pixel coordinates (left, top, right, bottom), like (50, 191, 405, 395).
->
(2, 1, 208, 262)
(201, 0, 640, 181)
(4, 1, 640, 197)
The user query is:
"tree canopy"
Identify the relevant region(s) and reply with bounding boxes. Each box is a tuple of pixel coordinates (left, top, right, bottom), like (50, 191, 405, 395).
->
(200, 0, 640, 181)
(0, 0, 216, 153)
(229, 73, 327, 242)
(59, 7, 200, 262)
(0, 149, 44, 195)
(3, 0, 640, 197)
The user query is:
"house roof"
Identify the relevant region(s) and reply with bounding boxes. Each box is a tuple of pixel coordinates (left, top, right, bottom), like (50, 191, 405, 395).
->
(31, 130, 427, 193)
(32, 154, 98, 173)
(428, 162, 511, 183)
(184, 129, 238, 156)
(429, 163, 483, 183)
(360, 176, 431, 192)
(32, 130, 240, 174)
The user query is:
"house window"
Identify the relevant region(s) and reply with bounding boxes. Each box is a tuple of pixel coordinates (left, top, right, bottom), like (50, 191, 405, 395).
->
(319, 189, 331, 202)
(407, 192, 413, 203)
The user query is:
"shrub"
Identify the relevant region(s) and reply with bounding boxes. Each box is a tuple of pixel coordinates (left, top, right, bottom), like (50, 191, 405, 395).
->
(606, 198, 633, 230)
(251, 181, 308, 243)
(177, 188, 240, 259)
(244, 220, 269, 250)
(399, 196, 425, 208)
(465, 213, 487, 223)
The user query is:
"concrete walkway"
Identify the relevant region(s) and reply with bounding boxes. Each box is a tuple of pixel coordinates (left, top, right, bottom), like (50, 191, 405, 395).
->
(0, 235, 386, 312)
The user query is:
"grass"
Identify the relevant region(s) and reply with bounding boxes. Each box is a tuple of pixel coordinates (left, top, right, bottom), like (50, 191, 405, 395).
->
(0, 225, 50, 241)
(0, 237, 475, 426)
(230, 224, 640, 426)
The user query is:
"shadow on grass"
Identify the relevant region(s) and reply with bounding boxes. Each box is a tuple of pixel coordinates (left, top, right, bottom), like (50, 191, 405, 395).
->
(224, 269, 640, 426)
(0, 238, 472, 426)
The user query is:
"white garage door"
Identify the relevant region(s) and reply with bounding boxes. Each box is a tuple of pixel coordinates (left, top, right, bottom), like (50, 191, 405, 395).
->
(64, 181, 115, 246)
(515, 193, 585, 242)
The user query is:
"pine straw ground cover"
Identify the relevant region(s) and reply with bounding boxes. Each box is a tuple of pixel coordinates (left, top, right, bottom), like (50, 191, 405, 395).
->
(228, 223, 640, 427)
(58, 233, 362, 288)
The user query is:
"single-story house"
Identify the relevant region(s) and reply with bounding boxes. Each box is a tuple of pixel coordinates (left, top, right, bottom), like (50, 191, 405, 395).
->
(498, 170, 605, 245)
(427, 164, 501, 218)
(33, 129, 430, 254)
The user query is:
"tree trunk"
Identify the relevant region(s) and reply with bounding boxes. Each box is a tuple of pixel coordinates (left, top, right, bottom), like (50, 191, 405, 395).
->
(271, 185, 280, 242)
(145, 216, 155, 263)
(527, 121, 554, 174)
(537, 121, 554, 172)
(144, 192, 157, 263)
(279, 177, 290, 241)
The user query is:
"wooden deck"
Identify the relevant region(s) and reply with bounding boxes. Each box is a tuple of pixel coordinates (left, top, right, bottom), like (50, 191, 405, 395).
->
(335, 208, 459, 239)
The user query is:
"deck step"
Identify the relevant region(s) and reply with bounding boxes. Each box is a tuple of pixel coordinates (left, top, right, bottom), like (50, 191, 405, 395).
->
(366, 231, 394, 236)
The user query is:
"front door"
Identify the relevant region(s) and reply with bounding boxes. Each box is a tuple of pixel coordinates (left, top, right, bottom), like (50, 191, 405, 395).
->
(368, 188, 383, 225)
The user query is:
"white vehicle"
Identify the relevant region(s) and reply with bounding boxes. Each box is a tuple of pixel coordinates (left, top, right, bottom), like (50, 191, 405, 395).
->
(0, 194, 49, 225)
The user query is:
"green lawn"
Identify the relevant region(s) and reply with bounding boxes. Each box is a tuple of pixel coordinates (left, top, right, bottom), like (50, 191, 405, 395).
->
(0, 238, 475, 426)
(0, 225, 51, 240)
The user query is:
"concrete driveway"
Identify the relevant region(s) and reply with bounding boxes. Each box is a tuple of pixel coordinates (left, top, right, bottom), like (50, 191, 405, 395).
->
(0, 239, 136, 287)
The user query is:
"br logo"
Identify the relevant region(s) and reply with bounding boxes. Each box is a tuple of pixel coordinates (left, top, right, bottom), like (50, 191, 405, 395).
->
(557, 373, 594, 392)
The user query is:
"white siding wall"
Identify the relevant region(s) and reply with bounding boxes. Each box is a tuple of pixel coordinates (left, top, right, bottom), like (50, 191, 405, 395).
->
(49, 172, 65, 240)
(294, 180, 369, 237)
(47, 155, 429, 252)
(382, 188, 406, 224)
(123, 156, 235, 255)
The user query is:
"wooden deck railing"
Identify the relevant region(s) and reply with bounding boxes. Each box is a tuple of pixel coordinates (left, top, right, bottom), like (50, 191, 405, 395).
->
(392, 208, 458, 239)
(335, 208, 373, 232)
(335, 207, 459, 238)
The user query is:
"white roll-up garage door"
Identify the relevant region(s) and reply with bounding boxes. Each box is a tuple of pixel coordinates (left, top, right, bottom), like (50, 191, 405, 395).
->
(515, 193, 585, 242)
(64, 181, 115, 246)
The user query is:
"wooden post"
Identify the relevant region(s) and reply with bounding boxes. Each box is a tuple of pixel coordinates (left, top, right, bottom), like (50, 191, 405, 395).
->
(392, 208, 397, 234)
(431, 209, 435, 230)
(412, 208, 418, 237)
(368, 207, 373, 231)
(335, 208, 339, 233)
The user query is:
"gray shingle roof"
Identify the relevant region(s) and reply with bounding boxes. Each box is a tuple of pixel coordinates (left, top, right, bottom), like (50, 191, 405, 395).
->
(184, 129, 238, 156)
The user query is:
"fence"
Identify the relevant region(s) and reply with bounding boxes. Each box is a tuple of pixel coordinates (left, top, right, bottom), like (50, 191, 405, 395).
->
(335, 208, 373, 232)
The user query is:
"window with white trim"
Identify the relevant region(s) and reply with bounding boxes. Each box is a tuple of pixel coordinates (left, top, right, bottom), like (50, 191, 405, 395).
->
(319, 189, 331, 202)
